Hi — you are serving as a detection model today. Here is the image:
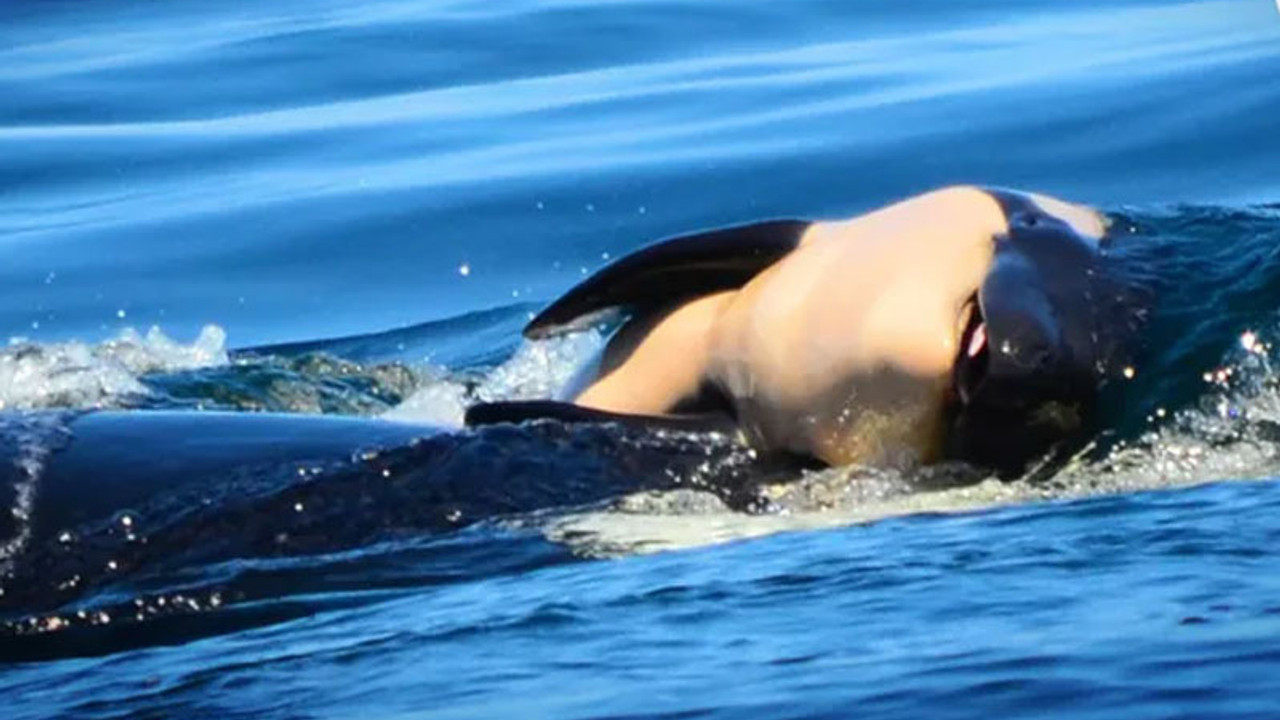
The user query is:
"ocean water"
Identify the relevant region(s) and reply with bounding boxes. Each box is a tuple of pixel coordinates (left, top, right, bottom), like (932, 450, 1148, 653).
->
(3, 0, 1280, 717)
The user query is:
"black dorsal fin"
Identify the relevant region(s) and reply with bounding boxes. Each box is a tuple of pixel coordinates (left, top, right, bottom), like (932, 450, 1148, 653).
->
(525, 220, 810, 339)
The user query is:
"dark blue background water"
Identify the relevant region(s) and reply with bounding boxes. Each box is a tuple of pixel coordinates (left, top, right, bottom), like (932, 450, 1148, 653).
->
(4, 0, 1280, 718)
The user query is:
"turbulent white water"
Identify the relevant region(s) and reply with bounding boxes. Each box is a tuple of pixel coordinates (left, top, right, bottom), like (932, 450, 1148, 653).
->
(0, 318, 605, 422)
(381, 330, 604, 426)
(0, 325, 227, 411)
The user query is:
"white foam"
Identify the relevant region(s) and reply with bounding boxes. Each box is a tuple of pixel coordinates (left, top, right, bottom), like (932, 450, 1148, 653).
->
(382, 330, 604, 425)
(378, 369, 471, 426)
(0, 325, 228, 411)
(100, 325, 228, 374)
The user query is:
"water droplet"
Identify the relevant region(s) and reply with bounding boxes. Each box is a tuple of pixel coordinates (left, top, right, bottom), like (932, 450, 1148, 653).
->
(458, 263, 471, 277)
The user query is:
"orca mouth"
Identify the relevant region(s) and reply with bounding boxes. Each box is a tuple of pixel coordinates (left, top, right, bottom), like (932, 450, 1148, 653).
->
(954, 298, 989, 405)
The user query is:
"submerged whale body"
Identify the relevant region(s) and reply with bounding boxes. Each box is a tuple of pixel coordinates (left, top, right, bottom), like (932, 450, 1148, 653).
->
(0, 409, 770, 658)
(468, 186, 1145, 475)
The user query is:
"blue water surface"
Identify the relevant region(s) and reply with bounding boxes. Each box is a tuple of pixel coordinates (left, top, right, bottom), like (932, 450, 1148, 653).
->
(3, 0, 1280, 718)
(3, 0, 1278, 346)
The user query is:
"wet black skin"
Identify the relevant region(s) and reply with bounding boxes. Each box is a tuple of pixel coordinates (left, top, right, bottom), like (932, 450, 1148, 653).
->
(945, 190, 1124, 477)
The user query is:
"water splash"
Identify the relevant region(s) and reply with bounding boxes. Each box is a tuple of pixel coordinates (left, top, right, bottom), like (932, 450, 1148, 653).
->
(0, 326, 227, 411)
(382, 331, 604, 425)
(1073, 328, 1280, 491)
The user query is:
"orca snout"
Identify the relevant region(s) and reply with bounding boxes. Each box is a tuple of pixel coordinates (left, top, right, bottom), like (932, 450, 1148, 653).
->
(960, 247, 1091, 412)
(945, 218, 1113, 475)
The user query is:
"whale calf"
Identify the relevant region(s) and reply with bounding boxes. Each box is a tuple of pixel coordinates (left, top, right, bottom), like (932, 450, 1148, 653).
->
(467, 186, 1141, 475)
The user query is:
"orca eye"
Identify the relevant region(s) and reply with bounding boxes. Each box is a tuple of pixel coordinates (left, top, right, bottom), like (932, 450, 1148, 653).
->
(1018, 213, 1039, 228)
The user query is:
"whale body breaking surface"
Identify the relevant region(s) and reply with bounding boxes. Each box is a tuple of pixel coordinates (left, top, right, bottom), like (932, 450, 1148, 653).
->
(468, 186, 1146, 476)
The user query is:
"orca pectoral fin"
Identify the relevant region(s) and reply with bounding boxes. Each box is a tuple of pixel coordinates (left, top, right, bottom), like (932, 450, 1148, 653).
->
(525, 219, 810, 338)
(464, 400, 738, 435)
